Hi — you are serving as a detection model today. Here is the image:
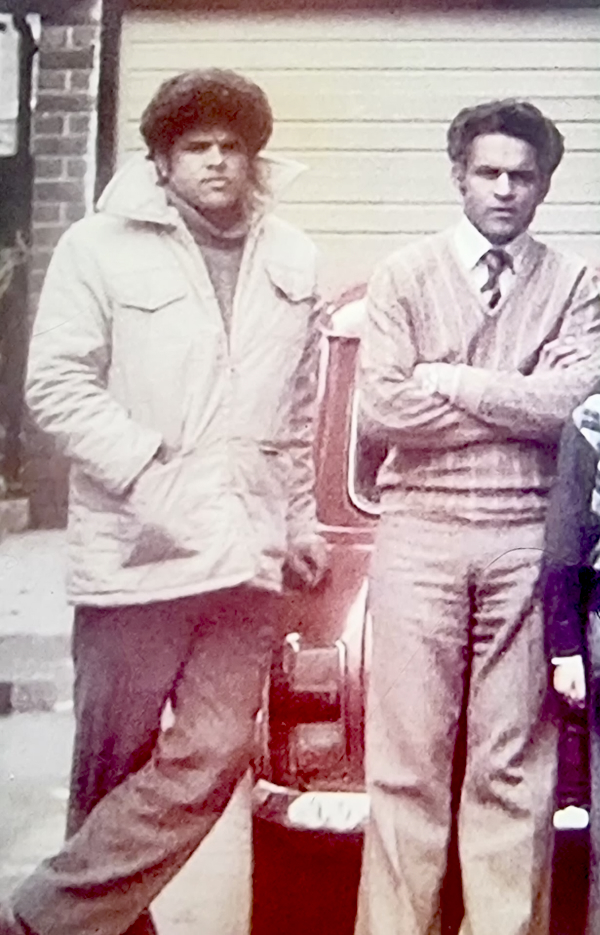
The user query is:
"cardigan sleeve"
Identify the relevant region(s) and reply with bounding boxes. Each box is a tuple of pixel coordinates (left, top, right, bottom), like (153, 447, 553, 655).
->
(444, 268, 600, 442)
(358, 260, 506, 450)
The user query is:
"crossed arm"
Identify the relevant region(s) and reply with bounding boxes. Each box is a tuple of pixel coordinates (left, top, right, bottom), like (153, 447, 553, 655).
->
(359, 261, 600, 450)
(358, 263, 505, 450)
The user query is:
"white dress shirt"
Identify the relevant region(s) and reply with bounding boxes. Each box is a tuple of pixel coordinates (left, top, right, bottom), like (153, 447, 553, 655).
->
(452, 216, 531, 314)
(414, 218, 534, 404)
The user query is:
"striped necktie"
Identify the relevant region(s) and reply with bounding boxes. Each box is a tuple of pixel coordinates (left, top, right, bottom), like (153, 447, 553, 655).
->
(481, 248, 512, 310)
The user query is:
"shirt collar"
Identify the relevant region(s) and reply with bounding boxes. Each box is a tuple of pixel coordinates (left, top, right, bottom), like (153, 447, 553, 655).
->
(453, 215, 531, 274)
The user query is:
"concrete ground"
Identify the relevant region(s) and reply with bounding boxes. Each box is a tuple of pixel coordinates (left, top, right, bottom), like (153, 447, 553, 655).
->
(0, 531, 72, 713)
(0, 530, 252, 935)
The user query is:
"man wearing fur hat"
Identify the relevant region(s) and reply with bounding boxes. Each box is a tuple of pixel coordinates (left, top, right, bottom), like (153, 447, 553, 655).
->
(0, 70, 327, 935)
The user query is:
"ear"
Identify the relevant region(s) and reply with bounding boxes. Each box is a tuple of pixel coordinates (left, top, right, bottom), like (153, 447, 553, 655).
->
(451, 162, 466, 196)
(537, 176, 551, 203)
(154, 152, 170, 184)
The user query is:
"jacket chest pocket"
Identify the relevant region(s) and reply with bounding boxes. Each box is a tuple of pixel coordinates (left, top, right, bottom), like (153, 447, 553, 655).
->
(262, 261, 316, 346)
(108, 271, 219, 441)
(112, 271, 189, 335)
(110, 270, 220, 365)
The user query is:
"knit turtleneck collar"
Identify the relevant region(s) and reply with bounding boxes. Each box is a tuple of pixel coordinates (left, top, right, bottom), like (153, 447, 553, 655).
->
(164, 184, 250, 246)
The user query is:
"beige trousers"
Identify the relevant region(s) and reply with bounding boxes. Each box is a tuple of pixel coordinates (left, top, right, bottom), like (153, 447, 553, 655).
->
(355, 512, 557, 935)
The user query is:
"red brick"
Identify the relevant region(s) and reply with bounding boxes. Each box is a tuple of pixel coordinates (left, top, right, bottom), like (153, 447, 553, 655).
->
(33, 204, 61, 224)
(37, 92, 93, 114)
(35, 180, 82, 203)
(45, 2, 101, 27)
(65, 202, 87, 223)
(32, 114, 64, 136)
(35, 156, 65, 180)
(69, 70, 93, 92)
(34, 136, 88, 156)
(40, 49, 95, 71)
(38, 70, 68, 92)
(68, 114, 91, 135)
(71, 26, 97, 48)
(40, 26, 70, 51)
(66, 157, 87, 179)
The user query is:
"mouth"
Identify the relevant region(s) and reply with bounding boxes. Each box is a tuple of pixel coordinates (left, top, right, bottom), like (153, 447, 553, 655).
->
(204, 177, 229, 188)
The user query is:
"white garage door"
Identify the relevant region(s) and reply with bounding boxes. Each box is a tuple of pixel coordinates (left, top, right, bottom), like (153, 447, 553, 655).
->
(118, 9, 600, 294)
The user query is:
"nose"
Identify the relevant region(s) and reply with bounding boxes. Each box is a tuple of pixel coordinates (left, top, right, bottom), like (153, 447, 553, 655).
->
(206, 143, 226, 165)
(494, 172, 513, 198)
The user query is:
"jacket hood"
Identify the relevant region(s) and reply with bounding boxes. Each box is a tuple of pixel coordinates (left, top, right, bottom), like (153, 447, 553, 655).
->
(96, 151, 307, 226)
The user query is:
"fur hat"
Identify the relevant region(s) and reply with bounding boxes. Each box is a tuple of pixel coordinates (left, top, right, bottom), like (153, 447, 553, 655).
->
(140, 68, 273, 157)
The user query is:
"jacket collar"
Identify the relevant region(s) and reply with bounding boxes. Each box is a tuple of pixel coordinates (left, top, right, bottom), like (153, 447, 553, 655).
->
(96, 151, 307, 227)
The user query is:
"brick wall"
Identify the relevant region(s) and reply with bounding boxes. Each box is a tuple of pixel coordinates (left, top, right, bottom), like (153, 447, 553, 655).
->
(24, 0, 102, 528)
(29, 2, 101, 305)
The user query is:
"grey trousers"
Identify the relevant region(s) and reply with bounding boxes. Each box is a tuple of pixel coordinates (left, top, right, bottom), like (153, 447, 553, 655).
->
(12, 586, 275, 935)
(355, 512, 557, 935)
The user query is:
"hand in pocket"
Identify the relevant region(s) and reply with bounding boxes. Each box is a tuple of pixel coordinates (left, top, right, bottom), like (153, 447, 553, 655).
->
(122, 457, 204, 567)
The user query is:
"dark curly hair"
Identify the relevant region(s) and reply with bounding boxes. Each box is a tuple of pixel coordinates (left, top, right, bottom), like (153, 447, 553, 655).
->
(140, 69, 273, 158)
(447, 99, 564, 180)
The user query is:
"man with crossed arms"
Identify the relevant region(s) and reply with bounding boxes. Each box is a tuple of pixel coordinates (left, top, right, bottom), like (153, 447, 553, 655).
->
(355, 99, 600, 935)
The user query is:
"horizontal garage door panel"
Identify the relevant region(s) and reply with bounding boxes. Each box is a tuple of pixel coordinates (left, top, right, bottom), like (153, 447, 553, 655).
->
(119, 10, 600, 292)
(125, 39, 600, 72)
(126, 72, 599, 119)
(277, 203, 600, 236)
(272, 122, 600, 153)
(122, 120, 600, 156)
(125, 13, 600, 43)
(276, 152, 597, 205)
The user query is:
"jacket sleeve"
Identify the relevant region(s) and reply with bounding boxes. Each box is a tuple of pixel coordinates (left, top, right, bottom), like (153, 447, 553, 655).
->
(358, 260, 506, 450)
(448, 269, 600, 441)
(26, 225, 163, 497)
(285, 299, 322, 544)
(540, 411, 600, 658)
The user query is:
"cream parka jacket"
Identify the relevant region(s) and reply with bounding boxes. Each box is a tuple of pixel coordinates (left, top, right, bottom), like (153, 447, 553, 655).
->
(26, 154, 321, 606)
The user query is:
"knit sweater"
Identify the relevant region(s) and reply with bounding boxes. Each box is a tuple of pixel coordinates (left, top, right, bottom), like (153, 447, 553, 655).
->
(358, 228, 600, 523)
(165, 186, 248, 334)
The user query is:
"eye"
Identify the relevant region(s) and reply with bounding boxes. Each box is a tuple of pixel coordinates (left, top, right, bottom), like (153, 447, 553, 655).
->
(221, 140, 244, 154)
(473, 166, 499, 180)
(187, 142, 212, 154)
(511, 171, 536, 185)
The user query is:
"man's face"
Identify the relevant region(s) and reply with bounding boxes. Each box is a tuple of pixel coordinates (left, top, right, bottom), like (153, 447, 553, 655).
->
(159, 126, 251, 220)
(453, 132, 549, 244)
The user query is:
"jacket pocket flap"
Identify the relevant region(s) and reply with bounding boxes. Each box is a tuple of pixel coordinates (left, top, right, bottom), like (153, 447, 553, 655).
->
(114, 272, 187, 312)
(266, 262, 316, 304)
